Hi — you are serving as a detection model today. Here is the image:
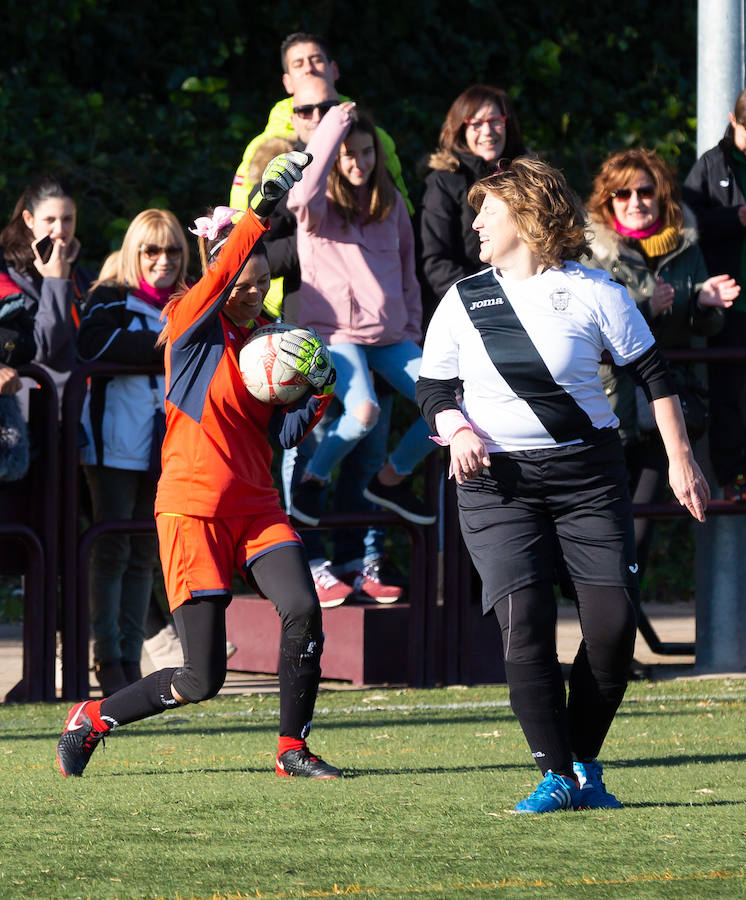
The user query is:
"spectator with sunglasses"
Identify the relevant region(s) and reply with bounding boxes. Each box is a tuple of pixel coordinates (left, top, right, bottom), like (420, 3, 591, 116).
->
(417, 85, 527, 322)
(229, 32, 410, 217)
(254, 75, 341, 327)
(248, 74, 409, 606)
(587, 148, 739, 576)
(76, 209, 189, 696)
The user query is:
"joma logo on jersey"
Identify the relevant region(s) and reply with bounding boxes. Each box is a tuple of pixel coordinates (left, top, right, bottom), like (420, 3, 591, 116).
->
(470, 297, 504, 310)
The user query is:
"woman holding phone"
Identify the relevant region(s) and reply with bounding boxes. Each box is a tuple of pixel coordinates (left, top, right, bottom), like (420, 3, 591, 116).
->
(0, 174, 92, 404)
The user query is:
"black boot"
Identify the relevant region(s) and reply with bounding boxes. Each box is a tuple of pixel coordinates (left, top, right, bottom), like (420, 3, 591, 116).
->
(94, 661, 128, 697)
(122, 660, 142, 684)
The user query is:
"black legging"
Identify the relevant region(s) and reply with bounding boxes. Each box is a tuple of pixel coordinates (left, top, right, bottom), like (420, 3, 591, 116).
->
(495, 578, 638, 776)
(624, 435, 668, 578)
(101, 544, 323, 740)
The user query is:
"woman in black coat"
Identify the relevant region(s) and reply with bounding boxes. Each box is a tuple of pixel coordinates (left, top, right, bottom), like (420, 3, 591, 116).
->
(417, 84, 527, 321)
(683, 88, 746, 498)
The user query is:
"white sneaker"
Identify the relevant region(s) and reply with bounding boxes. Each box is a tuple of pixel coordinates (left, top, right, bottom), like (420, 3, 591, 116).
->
(142, 623, 184, 668)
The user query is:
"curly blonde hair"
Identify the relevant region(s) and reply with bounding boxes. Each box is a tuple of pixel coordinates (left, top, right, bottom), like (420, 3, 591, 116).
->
(468, 157, 590, 268)
(586, 148, 682, 231)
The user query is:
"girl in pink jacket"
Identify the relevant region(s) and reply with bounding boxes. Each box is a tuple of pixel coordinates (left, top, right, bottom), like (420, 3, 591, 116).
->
(288, 101, 435, 528)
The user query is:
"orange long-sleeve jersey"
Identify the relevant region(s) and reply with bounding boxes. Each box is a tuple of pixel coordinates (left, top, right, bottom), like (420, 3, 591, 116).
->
(155, 209, 329, 519)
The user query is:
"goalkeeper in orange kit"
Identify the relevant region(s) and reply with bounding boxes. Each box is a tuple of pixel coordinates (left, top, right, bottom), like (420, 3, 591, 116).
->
(57, 152, 342, 780)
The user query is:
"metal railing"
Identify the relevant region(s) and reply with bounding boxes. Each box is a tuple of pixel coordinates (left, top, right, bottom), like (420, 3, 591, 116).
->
(59, 362, 439, 698)
(0, 364, 59, 701)
(13, 345, 746, 700)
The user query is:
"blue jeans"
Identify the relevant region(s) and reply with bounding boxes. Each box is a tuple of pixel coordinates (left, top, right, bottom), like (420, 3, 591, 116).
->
(282, 391, 393, 569)
(305, 341, 433, 481)
(84, 466, 159, 664)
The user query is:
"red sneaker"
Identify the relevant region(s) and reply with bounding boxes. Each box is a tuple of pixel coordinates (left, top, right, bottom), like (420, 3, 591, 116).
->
(350, 561, 403, 604)
(312, 561, 353, 609)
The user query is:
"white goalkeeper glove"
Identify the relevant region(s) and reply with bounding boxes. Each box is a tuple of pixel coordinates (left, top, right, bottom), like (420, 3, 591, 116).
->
(249, 151, 312, 217)
(278, 329, 336, 396)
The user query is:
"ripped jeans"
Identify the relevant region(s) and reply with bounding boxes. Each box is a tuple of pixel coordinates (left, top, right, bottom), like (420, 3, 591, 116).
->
(304, 340, 434, 482)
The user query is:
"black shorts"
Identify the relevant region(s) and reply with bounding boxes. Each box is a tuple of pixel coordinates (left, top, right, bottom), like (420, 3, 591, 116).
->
(457, 430, 638, 613)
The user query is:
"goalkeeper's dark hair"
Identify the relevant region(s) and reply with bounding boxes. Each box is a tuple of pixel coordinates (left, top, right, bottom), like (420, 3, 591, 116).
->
(198, 218, 268, 276)
(157, 214, 267, 347)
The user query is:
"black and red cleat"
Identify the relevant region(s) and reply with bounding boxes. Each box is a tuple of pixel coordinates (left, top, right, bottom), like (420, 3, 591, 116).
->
(56, 701, 108, 777)
(275, 746, 341, 779)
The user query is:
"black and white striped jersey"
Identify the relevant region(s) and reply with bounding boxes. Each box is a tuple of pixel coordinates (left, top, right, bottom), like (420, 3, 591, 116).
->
(419, 263, 655, 451)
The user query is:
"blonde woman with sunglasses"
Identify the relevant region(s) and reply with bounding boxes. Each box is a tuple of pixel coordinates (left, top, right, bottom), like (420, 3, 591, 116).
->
(587, 148, 739, 579)
(77, 209, 189, 697)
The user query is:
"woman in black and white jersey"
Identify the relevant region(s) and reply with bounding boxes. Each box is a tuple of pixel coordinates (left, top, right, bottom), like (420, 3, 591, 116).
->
(416, 158, 709, 815)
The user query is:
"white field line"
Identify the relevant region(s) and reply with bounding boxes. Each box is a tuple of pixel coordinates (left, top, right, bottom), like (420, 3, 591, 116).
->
(1, 692, 743, 730)
(151, 691, 746, 722)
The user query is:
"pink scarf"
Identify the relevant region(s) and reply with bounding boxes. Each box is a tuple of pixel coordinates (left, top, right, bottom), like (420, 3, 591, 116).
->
(613, 218, 662, 240)
(132, 277, 175, 308)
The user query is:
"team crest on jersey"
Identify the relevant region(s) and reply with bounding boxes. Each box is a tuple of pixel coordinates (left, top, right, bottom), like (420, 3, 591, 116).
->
(550, 289, 571, 312)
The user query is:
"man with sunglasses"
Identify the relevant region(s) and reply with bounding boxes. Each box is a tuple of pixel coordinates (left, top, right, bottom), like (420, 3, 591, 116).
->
(232, 47, 410, 608)
(243, 76, 340, 327)
(229, 32, 410, 215)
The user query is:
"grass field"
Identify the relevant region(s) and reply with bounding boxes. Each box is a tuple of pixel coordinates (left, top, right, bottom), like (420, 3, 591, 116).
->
(1, 678, 745, 899)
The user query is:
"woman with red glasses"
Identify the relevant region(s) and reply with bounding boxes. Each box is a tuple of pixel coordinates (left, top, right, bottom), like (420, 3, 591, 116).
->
(77, 209, 189, 696)
(417, 84, 527, 321)
(587, 148, 739, 578)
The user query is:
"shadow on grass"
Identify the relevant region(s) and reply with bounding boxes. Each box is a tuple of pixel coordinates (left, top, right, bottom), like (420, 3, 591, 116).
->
(614, 707, 746, 719)
(86, 760, 528, 778)
(620, 799, 746, 808)
(1, 709, 520, 743)
(336, 763, 527, 777)
(613, 751, 746, 768)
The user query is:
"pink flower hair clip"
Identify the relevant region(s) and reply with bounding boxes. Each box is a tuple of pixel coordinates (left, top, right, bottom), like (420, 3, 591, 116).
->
(189, 206, 243, 241)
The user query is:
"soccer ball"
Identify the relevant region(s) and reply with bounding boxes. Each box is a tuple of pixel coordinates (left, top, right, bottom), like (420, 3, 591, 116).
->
(238, 324, 313, 405)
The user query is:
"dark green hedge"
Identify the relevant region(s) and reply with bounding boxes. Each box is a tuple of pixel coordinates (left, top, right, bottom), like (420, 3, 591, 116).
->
(1, 0, 697, 272)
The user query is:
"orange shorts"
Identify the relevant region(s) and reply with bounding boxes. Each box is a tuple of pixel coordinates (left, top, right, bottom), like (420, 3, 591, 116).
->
(156, 509, 302, 612)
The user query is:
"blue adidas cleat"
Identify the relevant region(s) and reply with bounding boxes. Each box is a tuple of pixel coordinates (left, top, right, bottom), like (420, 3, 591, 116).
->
(515, 770, 580, 813)
(573, 760, 622, 809)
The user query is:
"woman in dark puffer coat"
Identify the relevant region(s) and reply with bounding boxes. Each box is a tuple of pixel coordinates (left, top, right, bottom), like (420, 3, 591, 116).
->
(417, 84, 527, 322)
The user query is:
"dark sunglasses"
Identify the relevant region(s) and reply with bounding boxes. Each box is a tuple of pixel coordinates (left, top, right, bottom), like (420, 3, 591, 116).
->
(292, 100, 339, 120)
(139, 244, 183, 260)
(610, 186, 656, 201)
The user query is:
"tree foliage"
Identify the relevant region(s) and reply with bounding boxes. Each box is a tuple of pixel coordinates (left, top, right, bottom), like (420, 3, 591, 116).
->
(1, 0, 698, 272)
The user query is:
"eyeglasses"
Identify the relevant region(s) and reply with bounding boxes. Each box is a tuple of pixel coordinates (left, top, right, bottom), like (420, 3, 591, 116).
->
(291, 100, 339, 120)
(139, 244, 183, 260)
(610, 186, 656, 201)
(464, 115, 507, 131)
